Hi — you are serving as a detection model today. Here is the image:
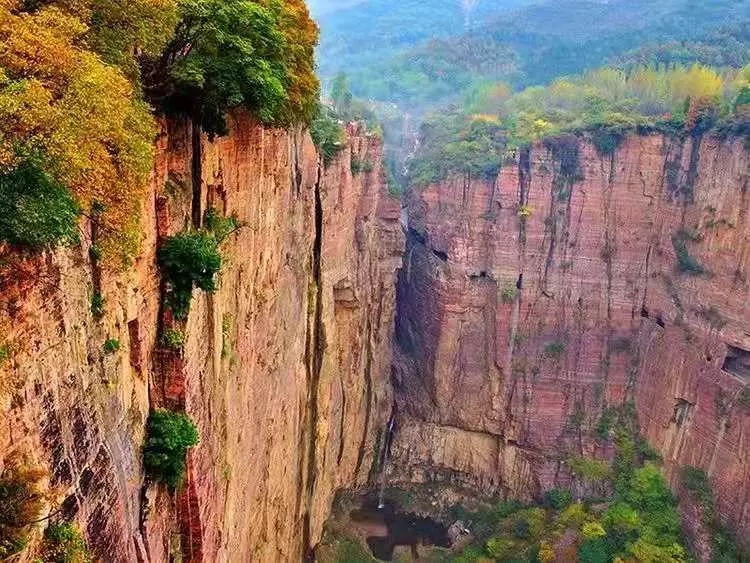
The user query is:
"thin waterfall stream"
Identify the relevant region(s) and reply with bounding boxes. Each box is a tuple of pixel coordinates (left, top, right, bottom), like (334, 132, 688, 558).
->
(377, 408, 396, 509)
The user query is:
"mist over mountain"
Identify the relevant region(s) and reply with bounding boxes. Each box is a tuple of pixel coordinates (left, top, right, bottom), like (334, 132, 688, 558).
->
(314, 0, 531, 81)
(316, 0, 750, 111)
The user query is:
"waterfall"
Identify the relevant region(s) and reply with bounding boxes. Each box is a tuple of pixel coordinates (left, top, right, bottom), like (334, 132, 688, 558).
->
(377, 409, 397, 509)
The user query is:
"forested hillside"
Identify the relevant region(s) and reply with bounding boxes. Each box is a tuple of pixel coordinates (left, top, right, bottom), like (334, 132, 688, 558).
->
(314, 0, 528, 85)
(316, 0, 750, 112)
(410, 64, 750, 186)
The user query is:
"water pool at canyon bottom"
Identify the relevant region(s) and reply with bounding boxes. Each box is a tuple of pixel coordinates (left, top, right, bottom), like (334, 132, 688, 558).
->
(349, 499, 452, 560)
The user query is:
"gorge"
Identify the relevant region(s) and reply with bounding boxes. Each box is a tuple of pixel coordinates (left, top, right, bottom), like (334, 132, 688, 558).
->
(2, 114, 749, 561)
(0, 1, 749, 559)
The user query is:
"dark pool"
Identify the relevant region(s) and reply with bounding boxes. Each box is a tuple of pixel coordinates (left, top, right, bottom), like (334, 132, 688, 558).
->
(349, 500, 451, 561)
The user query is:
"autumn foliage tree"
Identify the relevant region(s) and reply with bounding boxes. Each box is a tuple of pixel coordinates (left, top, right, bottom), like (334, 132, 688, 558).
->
(0, 0, 319, 263)
(0, 0, 159, 263)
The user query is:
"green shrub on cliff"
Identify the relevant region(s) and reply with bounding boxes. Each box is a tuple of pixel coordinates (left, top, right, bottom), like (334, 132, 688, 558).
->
(158, 230, 222, 319)
(102, 338, 120, 355)
(161, 328, 185, 350)
(203, 208, 241, 243)
(350, 157, 373, 175)
(0, 161, 80, 249)
(39, 522, 91, 563)
(672, 233, 705, 275)
(143, 409, 199, 488)
(311, 104, 345, 165)
(158, 209, 239, 318)
(90, 292, 105, 320)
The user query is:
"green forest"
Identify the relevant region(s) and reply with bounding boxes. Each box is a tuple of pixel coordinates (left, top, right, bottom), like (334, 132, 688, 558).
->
(409, 64, 750, 186)
(316, 0, 750, 111)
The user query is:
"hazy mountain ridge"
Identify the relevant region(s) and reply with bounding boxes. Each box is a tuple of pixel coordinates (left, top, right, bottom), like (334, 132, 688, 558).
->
(316, 0, 750, 111)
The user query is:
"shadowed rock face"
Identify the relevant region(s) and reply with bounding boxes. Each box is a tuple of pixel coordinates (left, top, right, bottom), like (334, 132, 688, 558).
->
(0, 115, 402, 561)
(391, 133, 750, 542)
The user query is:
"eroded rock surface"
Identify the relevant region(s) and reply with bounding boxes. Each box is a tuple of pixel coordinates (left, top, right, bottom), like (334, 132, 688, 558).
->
(391, 133, 750, 542)
(0, 115, 402, 561)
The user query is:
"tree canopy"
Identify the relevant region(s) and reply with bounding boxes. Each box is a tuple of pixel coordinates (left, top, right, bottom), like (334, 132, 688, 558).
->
(410, 63, 750, 187)
(147, 0, 319, 135)
(0, 0, 319, 262)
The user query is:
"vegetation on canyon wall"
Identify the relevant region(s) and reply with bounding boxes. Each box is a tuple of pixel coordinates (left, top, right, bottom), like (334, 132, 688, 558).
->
(158, 208, 239, 319)
(0, 459, 46, 558)
(143, 409, 200, 488)
(0, 0, 318, 264)
(679, 466, 748, 562)
(158, 229, 223, 319)
(311, 104, 346, 165)
(409, 64, 750, 187)
(310, 72, 382, 167)
(38, 522, 91, 563)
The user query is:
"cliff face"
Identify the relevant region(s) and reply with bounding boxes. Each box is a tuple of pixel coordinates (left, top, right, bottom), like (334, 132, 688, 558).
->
(392, 133, 750, 539)
(0, 115, 402, 561)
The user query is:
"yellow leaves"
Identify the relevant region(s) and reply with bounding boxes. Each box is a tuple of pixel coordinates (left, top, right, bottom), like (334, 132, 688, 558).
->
(669, 64, 723, 103)
(629, 538, 687, 563)
(45, 54, 155, 263)
(0, 79, 57, 140)
(554, 502, 589, 531)
(85, 0, 178, 77)
(277, 0, 320, 123)
(0, 3, 157, 265)
(0, 6, 86, 91)
(518, 204, 533, 218)
(628, 64, 724, 109)
(471, 113, 501, 125)
(581, 521, 606, 540)
(514, 112, 555, 143)
(538, 540, 555, 563)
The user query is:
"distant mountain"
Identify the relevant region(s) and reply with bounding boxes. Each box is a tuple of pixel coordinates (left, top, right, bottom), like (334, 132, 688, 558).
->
(314, 0, 530, 79)
(321, 0, 750, 110)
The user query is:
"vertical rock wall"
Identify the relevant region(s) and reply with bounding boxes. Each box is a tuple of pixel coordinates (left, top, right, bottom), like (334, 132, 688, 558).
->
(0, 115, 403, 561)
(392, 133, 750, 540)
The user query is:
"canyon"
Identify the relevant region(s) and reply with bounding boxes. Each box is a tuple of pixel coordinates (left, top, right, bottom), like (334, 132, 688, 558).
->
(1, 116, 750, 561)
(0, 114, 402, 561)
(390, 132, 750, 547)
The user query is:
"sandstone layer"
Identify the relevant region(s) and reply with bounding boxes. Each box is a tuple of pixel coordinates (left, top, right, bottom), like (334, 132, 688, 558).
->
(0, 115, 402, 561)
(391, 133, 750, 542)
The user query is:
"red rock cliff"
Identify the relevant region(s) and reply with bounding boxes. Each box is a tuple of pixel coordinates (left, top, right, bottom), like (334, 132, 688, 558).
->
(391, 133, 750, 542)
(0, 115, 403, 561)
